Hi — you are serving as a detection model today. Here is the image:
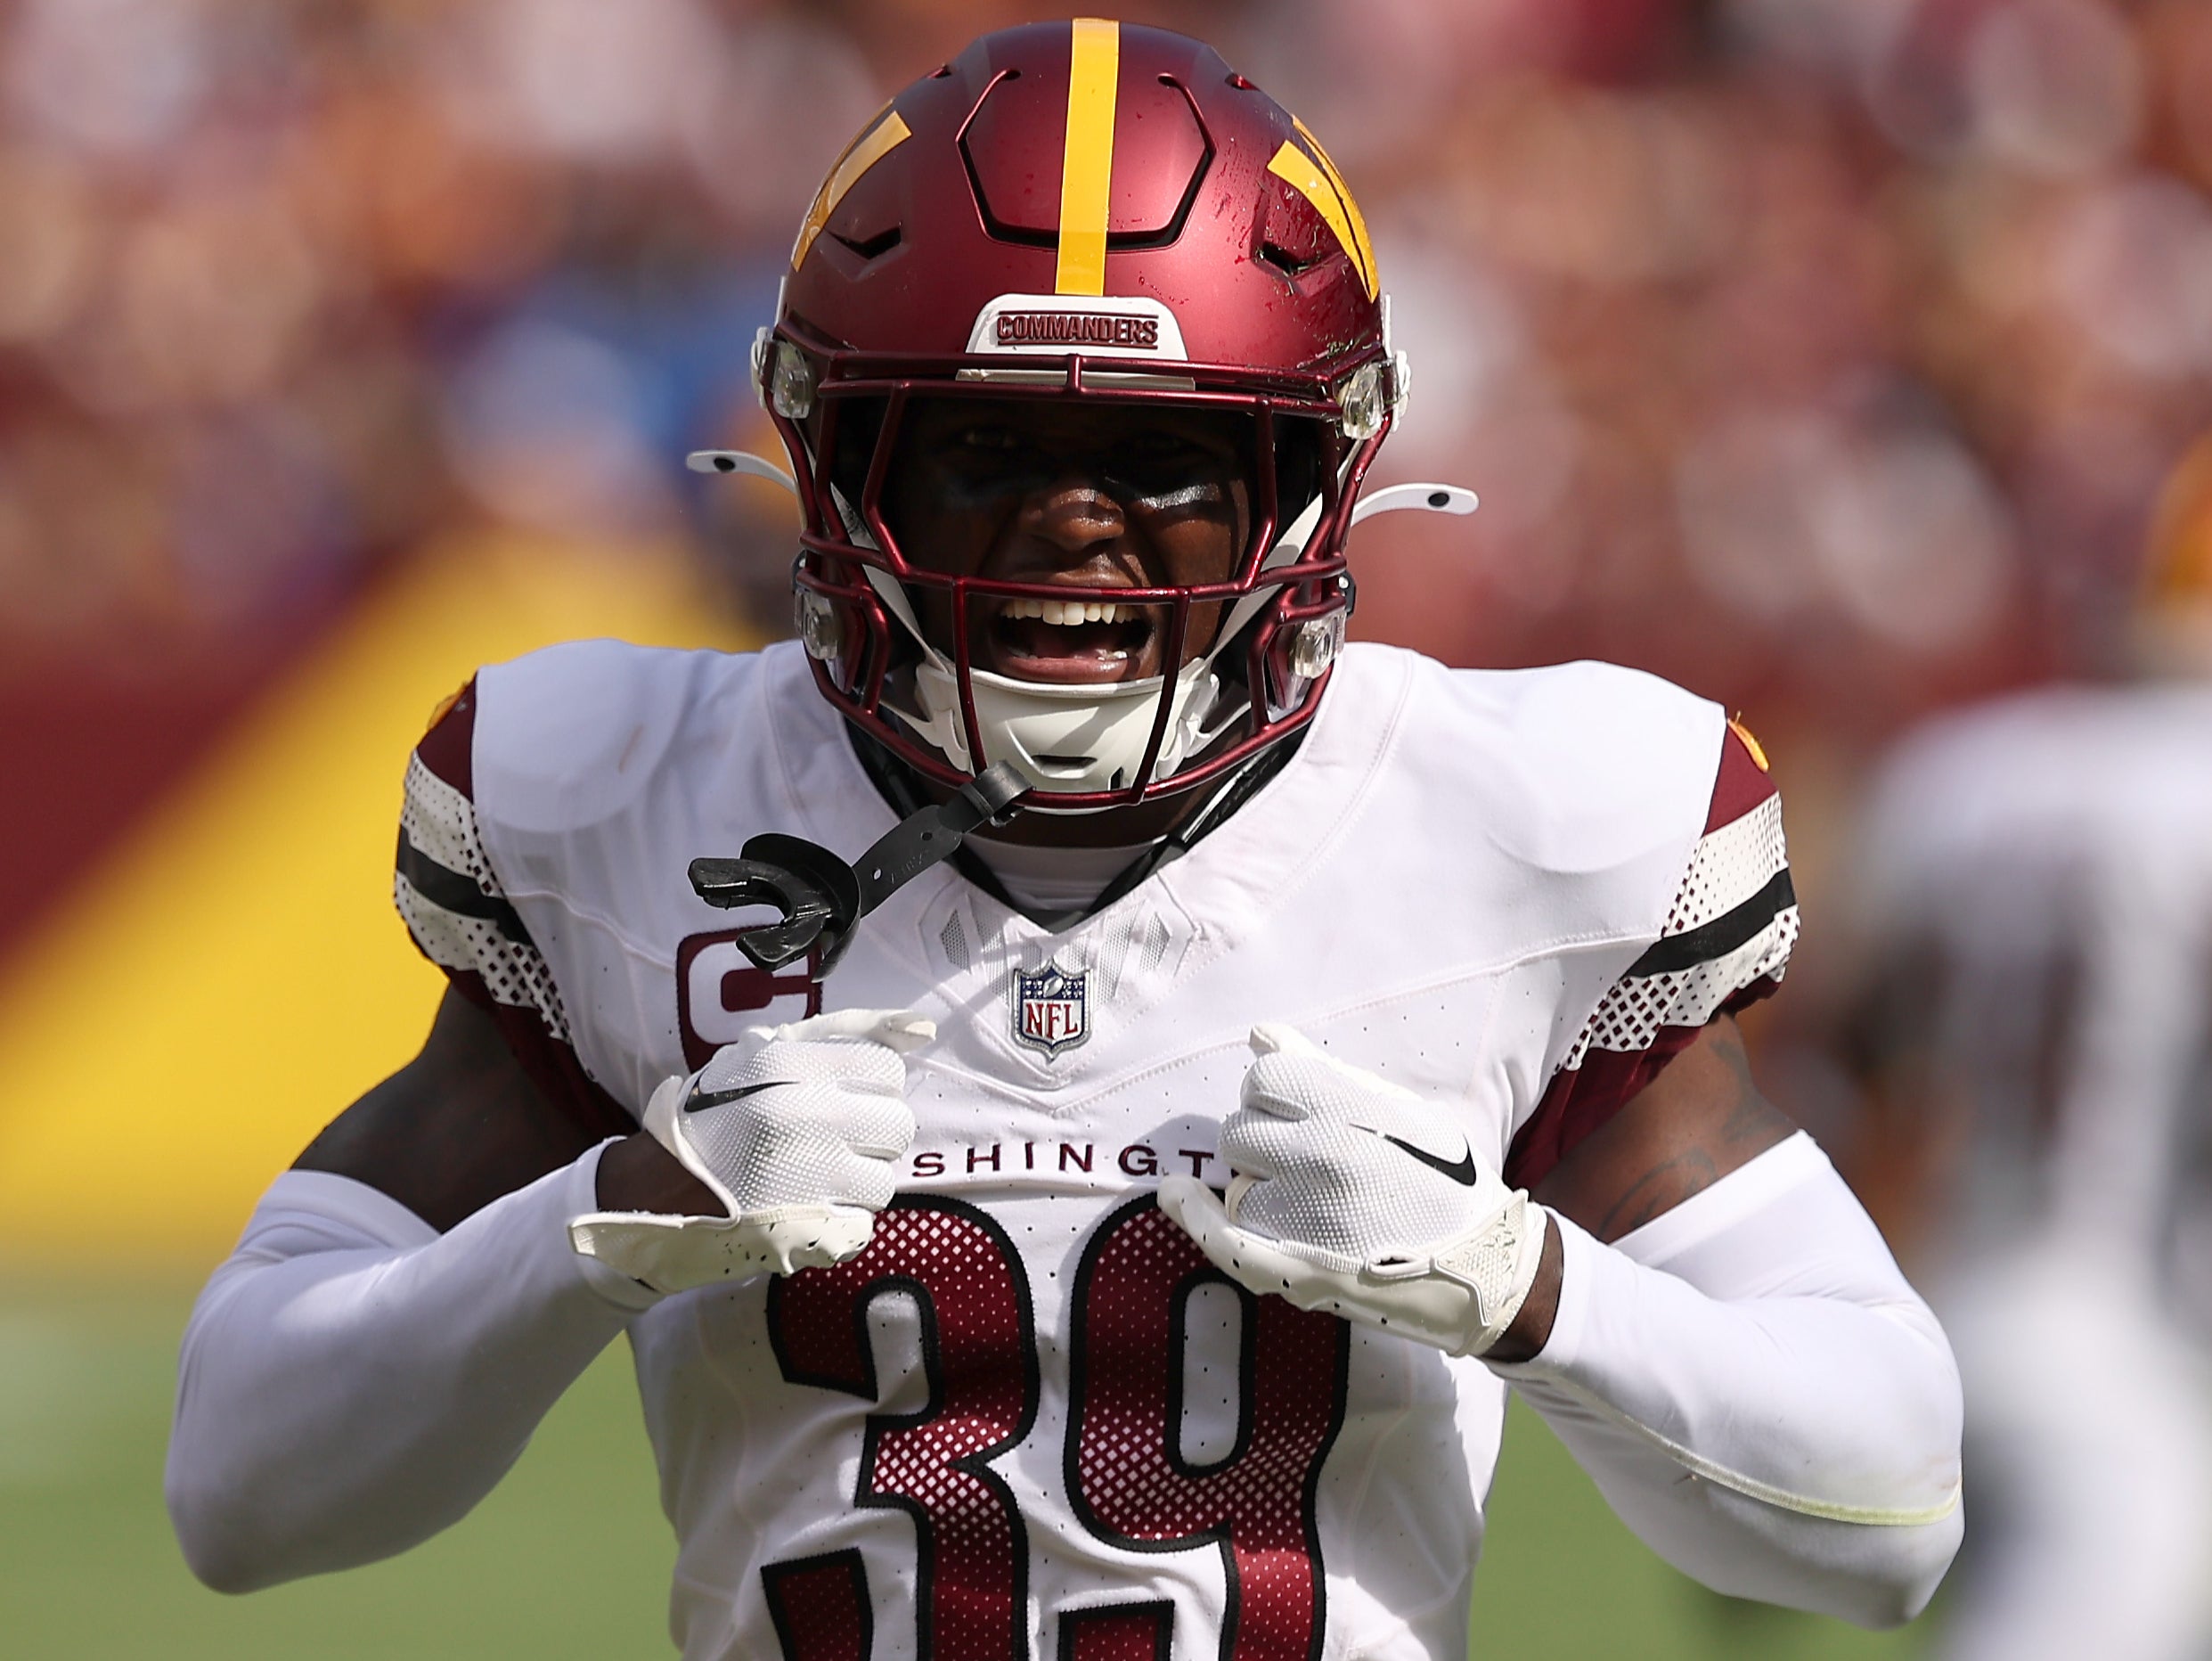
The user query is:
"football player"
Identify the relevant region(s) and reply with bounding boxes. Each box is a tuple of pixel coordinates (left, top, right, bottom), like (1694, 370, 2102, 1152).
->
(167, 23, 1962, 1659)
(1836, 436, 2212, 1661)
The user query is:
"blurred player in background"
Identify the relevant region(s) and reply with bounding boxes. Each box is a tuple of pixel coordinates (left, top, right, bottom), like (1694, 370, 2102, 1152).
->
(1840, 436, 2212, 1661)
(159, 20, 1962, 1660)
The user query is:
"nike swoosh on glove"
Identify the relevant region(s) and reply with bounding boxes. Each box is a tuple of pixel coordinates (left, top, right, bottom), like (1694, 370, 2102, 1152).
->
(1158, 1023, 1547, 1357)
(568, 1008, 931, 1293)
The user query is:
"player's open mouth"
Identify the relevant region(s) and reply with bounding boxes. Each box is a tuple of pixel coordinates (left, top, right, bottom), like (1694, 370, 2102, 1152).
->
(988, 595, 1159, 683)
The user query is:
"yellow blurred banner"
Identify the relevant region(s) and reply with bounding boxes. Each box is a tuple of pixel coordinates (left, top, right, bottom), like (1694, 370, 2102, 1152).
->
(0, 536, 753, 1269)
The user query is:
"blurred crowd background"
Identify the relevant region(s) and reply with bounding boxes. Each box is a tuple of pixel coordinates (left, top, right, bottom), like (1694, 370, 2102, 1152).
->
(5, 0, 2212, 1656)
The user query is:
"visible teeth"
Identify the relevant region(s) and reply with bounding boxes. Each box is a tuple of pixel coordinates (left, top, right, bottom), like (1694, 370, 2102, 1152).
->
(1001, 598, 1124, 625)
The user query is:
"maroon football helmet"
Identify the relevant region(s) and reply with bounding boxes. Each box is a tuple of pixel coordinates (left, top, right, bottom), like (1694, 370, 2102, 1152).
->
(753, 19, 1408, 811)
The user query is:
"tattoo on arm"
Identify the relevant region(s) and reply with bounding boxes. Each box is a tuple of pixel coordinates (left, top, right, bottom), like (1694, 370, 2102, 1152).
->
(1713, 1023, 1784, 1150)
(1533, 1015, 1797, 1245)
(1594, 1147, 1723, 1240)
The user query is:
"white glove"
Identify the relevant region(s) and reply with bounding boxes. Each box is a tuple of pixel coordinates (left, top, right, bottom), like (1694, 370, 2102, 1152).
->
(568, 1009, 932, 1293)
(1158, 1024, 1547, 1356)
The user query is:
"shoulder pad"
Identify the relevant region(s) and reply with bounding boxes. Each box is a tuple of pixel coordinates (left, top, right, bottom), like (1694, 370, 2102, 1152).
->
(1418, 657, 1726, 881)
(470, 641, 763, 837)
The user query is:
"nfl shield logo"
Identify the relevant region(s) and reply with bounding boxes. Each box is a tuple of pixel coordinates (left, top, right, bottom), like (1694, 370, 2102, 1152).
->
(1014, 963, 1089, 1058)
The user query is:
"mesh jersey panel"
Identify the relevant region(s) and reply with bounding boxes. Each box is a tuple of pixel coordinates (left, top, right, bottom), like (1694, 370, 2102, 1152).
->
(393, 683, 633, 1137)
(395, 754, 574, 1043)
(1507, 725, 1798, 1189)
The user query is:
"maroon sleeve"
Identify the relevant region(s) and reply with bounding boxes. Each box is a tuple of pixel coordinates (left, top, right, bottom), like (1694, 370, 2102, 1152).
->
(397, 677, 634, 1141)
(1504, 722, 1796, 1191)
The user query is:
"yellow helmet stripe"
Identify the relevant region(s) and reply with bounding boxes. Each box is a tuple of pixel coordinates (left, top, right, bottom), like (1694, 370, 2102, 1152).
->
(1267, 121, 1378, 299)
(1292, 117, 1377, 294)
(1054, 18, 1122, 297)
(791, 103, 913, 270)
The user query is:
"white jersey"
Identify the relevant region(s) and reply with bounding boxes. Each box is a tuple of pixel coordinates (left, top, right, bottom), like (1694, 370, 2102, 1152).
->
(1855, 683, 2212, 1271)
(394, 640, 1797, 1661)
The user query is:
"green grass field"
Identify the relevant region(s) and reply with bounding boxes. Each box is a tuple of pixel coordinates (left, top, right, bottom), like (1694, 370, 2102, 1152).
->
(0, 1278, 1933, 1659)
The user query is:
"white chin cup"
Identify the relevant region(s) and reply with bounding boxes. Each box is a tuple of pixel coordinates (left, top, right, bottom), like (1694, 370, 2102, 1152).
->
(842, 486, 1375, 799)
(910, 656, 1225, 798)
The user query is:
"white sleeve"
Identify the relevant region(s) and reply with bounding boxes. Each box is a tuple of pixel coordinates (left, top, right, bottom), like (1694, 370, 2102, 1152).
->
(1490, 1133, 1963, 1627)
(166, 1146, 661, 1593)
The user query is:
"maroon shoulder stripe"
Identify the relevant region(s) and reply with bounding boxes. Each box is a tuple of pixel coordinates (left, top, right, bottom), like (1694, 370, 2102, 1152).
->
(416, 677, 477, 798)
(1504, 723, 1792, 1193)
(1705, 722, 1776, 833)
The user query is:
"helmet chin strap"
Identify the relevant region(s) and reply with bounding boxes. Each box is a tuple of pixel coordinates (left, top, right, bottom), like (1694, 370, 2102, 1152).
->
(690, 758, 1031, 978)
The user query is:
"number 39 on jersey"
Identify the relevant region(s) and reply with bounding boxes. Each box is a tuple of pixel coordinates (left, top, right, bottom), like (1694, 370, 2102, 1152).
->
(762, 1195, 1349, 1661)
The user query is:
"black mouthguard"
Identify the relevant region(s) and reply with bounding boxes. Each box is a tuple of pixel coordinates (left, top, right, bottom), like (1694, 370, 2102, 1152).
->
(689, 760, 1030, 978)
